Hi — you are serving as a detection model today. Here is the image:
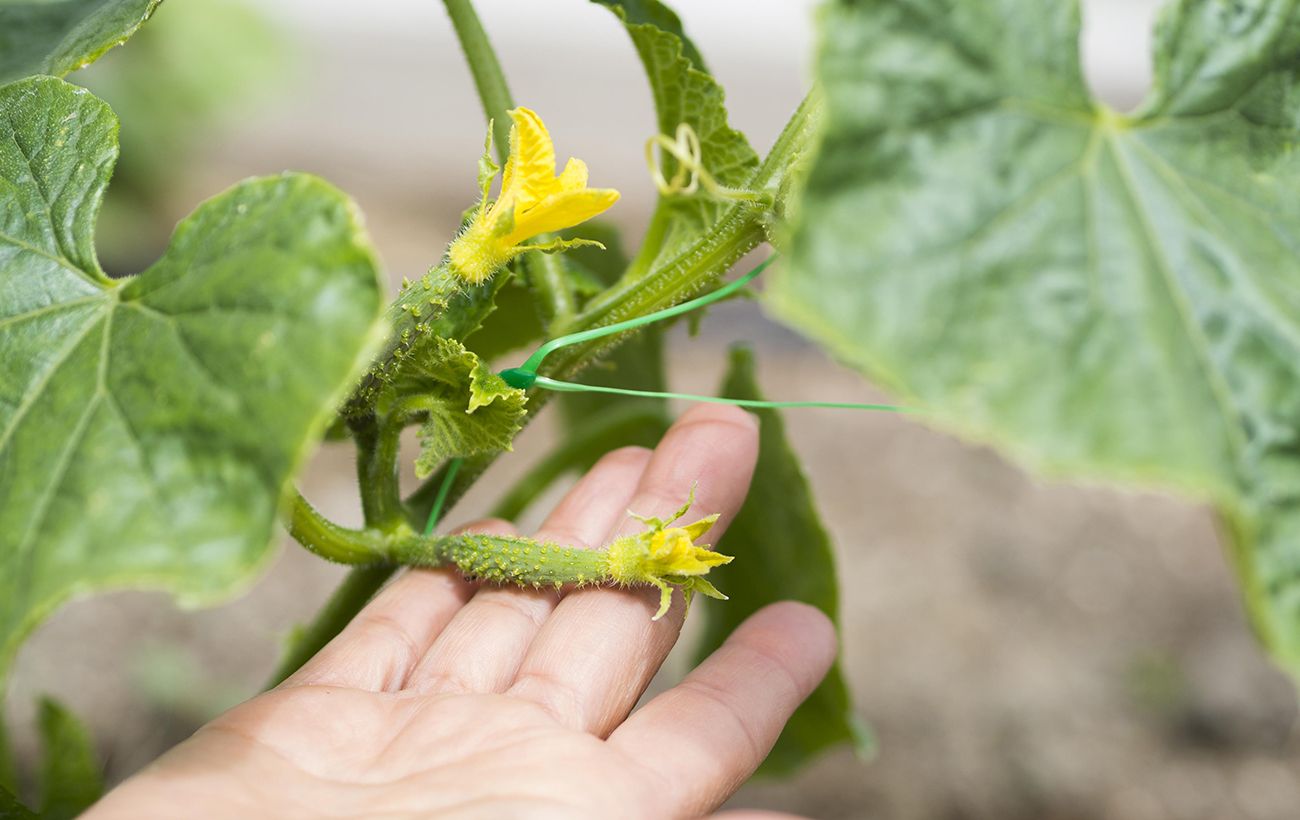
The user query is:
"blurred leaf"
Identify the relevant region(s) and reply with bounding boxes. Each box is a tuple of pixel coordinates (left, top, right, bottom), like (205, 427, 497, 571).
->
(697, 347, 866, 775)
(131, 643, 246, 721)
(0, 77, 385, 679)
(774, 0, 1300, 676)
(0, 0, 159, 84)
(592, 0, 757, 276)
(0, 786, 34, 820)
(37, 699, 103, 820)
(375, 336, 527, 478)
(0, 713, 15, 795)
(558, 221, 630, 290)
(74, 0, 289, 270)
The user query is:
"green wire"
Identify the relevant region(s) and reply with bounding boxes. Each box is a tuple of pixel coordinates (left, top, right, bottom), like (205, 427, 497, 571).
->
(424, 457, 463, 536)
(516, 255, 775, 375)
(531, 376, 910, 413)
(498, 253, 911, 416)
(455, 253, 906, 538)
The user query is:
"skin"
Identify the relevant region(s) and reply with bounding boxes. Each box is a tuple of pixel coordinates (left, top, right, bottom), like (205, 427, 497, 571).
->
(87, 405, 837, 819)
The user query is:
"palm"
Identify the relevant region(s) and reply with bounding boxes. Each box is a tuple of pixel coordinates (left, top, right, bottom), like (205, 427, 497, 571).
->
(89, 407, 835, 819)
(208, 684, 656, 817)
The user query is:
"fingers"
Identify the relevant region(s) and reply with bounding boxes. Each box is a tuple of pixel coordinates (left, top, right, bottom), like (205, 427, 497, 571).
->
(611, 602, 837, 817)
(405, 446, 652, 694)
(508, 404, 759, 735)
(283, 562, 476, 692)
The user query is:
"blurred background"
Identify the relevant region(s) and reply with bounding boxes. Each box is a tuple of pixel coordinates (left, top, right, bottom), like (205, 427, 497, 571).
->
(9, 0, 1300, 817)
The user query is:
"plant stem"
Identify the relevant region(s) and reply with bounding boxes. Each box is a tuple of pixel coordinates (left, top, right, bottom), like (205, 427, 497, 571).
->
(351, 417, 406, 532)
(287, 489, 389, 564)
(524, 252, 577, 327)
(442, 0, 514, 160)
(266, 563, 395, 687)
(440, 0, 579, 326)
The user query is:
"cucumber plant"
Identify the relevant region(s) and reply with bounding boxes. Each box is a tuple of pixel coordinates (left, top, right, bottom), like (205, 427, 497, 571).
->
(1, 0, 1298, 810)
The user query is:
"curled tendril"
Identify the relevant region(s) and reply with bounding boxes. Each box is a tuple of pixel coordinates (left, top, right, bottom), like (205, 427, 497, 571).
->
(645, 123, 765, 203)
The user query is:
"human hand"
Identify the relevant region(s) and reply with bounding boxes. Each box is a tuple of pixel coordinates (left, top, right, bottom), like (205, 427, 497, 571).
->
(88, 406, 837, 819)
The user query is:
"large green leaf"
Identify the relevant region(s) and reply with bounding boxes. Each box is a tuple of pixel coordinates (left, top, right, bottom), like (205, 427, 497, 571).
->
(696, 347, 866, 775)
(773, 0, 1300, 672)
(36, 699, 102, 820)
(0, 77, 384, 676)
(592, 0, 758, 276)
(0, 0, 160, 84)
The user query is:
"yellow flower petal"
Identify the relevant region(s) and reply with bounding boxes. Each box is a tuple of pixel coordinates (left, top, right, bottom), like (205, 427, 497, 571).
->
(506, 189, 621, 244)
(681, 514, 718, 542)
(499, 107, 556, 212)
(604, 510, 733, 606)
(448, 107, 620, 284)
(556, 156, 589, 191)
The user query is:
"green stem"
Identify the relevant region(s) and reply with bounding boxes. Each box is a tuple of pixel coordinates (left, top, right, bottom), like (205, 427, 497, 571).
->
(346, 265, 506, 416)
(287, 490, 388, 564)
(352, 417, 405, 531)
(266, 563, 395, 687)
(523, 252, 577, 327)
(490, 406, 669, 521)
(439, 0, 579, 327)
(441, 0, 514, 160)
(622, 206, 672, 284)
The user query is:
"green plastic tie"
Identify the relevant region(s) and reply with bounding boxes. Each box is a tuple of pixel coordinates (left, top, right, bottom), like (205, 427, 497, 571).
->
(499, 254, 909, 413)
(424, 457, 463, 536)
(515, 255, 775, 376)
(529, 375, 911, 413)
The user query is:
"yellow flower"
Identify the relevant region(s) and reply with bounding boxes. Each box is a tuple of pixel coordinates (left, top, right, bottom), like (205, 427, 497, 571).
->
(448, 107, 620, 284)
(604, 486, 733, 620)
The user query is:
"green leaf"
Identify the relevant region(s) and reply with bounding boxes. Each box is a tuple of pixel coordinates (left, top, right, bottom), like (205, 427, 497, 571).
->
(696, 347, 867, 775)
(0, 786, 34, 820)
(0, 712, 15, 795)
(773, 0, 1300, 673)
(592, 0, 758, 276)
(0, 0, 160, 85)
(0, 77, 384, 678)
(377, 336, 527, 478)
(36, 699, 102, 820)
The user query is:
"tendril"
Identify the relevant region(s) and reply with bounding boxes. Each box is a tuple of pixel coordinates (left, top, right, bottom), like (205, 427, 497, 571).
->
(645, 123, 765, 202)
